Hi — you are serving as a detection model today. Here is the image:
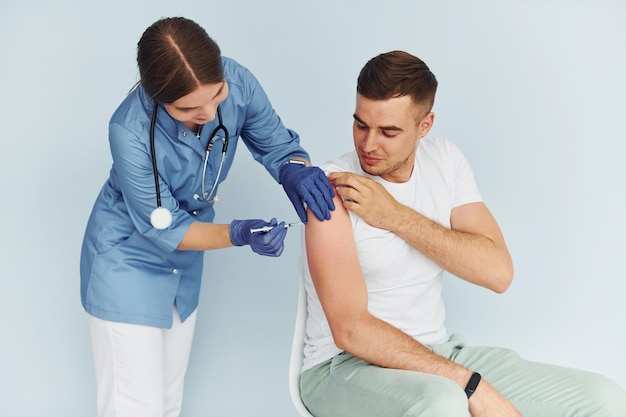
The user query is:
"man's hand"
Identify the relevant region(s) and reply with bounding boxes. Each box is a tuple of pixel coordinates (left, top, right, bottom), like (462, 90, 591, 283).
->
(468, 379, 522, 417)
(327, 171, 401, 230)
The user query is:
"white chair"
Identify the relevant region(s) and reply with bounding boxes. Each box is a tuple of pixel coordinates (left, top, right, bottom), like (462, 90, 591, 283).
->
(288, 260, 315, 417)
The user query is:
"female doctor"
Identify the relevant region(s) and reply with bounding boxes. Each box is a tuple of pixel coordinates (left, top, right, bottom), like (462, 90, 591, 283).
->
(80, 17, 334, 417)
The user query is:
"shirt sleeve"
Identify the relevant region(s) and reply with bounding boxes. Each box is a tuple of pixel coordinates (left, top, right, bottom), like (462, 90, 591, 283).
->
(447, 140, 483, 208)
(108, 122, 193, 253)
(236, 66, 310, 181)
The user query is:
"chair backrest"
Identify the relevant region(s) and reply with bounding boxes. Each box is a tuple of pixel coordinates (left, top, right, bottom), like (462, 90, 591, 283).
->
(288, 257, 315, 417)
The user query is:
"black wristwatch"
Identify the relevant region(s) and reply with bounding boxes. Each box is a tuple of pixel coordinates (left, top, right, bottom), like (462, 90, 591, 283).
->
(464, 372, 481, 399)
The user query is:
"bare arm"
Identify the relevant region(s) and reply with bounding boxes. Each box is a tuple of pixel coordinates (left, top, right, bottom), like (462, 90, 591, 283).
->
(176, 222, 232, 250)
(327, 172, 514, 293)
(306, 193, 521, 416)
(305, 194, 470, 382)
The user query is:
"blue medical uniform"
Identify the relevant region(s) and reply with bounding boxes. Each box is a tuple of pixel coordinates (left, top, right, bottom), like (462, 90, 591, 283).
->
(80, 57, 309, 328)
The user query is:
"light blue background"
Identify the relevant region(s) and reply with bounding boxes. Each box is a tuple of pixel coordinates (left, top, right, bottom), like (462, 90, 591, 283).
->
(1, 0, 624, 416)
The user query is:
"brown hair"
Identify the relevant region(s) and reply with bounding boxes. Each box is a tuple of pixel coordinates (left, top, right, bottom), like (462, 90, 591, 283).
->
(357, 50, 438, 113)
(137, 17, 223, 104)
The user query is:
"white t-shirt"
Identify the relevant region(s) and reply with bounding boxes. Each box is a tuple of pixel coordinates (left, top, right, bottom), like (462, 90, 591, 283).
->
(301, 137, 483, 371)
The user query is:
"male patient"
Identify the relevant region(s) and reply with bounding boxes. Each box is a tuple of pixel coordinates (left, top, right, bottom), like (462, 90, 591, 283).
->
(298, 50, 626, 417)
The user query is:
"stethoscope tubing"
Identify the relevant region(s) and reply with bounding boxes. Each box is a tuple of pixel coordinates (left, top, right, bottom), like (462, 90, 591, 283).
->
(200, 106, 229, 202)
(148, 102, 229, 228)
(150, 102, 162, 208)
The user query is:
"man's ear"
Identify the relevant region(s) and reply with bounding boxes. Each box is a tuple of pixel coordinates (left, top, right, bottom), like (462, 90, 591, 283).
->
(419, 112, 435, 138)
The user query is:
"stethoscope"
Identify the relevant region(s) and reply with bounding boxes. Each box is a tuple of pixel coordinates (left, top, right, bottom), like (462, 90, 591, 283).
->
(149, 102, 230, 229)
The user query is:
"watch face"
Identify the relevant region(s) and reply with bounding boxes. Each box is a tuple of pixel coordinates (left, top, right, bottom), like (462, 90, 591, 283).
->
(288, 159, 307, 165)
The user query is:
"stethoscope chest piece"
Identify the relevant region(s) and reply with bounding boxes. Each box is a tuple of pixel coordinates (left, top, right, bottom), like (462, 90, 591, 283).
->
(150, 206, 173, 230)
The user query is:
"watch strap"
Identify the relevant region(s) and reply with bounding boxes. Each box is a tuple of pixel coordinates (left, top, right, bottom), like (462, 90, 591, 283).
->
(464, 372, 481, 399)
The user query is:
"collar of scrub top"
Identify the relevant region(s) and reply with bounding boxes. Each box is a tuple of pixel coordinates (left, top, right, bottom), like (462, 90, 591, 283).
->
(149, 102, 230, 230)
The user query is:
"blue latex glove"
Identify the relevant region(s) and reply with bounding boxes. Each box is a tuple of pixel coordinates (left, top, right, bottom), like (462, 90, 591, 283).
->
(229, 218, 288, 257)
(279, 162, 335, 223)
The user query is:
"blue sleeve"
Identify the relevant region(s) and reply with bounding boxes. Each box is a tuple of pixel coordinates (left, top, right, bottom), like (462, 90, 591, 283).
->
(237, 67, 310, 181)
(108, 122, 193, 253)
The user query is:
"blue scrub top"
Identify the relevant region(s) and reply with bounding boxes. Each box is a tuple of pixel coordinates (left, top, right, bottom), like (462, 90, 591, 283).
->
(80, 57, 309, 328)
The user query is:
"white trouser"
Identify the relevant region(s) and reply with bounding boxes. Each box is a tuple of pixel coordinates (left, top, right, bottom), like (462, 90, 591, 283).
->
(88, 308, 197, 417)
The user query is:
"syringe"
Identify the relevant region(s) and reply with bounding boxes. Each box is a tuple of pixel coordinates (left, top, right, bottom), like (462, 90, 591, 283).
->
(250, 221, 304, 234)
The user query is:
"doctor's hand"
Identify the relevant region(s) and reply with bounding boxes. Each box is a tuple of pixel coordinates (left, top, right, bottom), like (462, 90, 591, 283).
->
(229, 218, 288, 257)
(279, 161, 335, 223)
(327, 171, 401, 230)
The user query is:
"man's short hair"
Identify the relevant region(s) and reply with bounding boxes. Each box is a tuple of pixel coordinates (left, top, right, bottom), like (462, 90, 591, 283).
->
(357, 50, 438, 114)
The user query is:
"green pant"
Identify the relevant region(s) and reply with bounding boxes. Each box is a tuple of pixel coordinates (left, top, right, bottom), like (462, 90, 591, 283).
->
(300, 334, 626, 417)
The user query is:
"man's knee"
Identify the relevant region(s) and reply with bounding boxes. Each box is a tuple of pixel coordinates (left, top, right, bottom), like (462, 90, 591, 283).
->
(585, 374, 626, 416)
